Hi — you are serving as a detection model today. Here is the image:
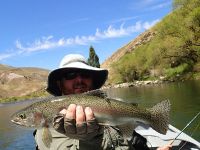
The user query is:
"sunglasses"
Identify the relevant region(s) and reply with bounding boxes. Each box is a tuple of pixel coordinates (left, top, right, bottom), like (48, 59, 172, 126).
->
(62, 71, 92, 80)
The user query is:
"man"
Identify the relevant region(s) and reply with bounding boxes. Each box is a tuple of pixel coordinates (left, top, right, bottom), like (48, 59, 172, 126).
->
(34, 54, 172, 150)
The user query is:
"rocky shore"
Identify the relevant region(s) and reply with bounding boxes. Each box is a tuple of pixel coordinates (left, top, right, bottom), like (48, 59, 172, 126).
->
(102, 80, 168, 89)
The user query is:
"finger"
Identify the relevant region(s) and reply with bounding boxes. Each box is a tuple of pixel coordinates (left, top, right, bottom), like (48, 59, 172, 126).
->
(64, 104, 76, 134)
(57, 106, 67, 113)
(64, 118, 76, 134)
(59, 108, 67, 115)
(157, 145, 172, 150)
(85, 107, 99, 133)
(86, 118, 99, 133)
(53, 113, 65, 134)
(76, 105, 87, 134)
(85, 107, 95, 121)
(76, 105, 86, 124)
(65, 104, 76, 119)
(76, 122, 87, 135)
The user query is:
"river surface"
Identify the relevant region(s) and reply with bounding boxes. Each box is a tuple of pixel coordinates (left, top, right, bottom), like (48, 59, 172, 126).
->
(0, 80, 200, 149)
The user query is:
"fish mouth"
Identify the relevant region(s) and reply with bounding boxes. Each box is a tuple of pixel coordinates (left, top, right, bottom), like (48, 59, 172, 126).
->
(11, 117, 25, 126)
(11, 119, 25, 126)
(11, 117, 33, 127)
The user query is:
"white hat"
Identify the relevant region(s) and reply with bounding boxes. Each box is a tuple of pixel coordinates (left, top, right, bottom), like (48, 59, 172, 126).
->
(47, 54, 108, 96)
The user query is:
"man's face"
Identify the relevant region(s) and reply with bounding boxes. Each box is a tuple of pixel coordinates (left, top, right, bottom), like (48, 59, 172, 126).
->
(59, 70, 94, 95)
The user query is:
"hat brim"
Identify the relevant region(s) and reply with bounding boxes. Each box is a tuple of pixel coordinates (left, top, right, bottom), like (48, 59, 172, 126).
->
(46, 62, 108, 96)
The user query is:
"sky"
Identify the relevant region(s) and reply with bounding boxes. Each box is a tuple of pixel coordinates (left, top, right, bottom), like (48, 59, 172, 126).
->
(0, 0, 172, 71)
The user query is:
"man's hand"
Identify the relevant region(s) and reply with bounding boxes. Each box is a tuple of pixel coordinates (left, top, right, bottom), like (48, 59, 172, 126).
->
(53, 104, 101, 140)
(157, 144, 172, 150)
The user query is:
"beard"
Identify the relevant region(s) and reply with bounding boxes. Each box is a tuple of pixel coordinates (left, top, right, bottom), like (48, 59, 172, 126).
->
(60, 79, 93, 95)
(73, 82, 89, 93)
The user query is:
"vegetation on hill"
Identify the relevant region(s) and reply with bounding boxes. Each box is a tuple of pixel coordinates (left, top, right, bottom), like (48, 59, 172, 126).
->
(1, 0, 200, 102)
(110, 0, 200, 83)
(0, 88, 50, 103)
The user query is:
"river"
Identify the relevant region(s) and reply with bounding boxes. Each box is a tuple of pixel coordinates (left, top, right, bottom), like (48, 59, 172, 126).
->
(0, 80, 200, 149)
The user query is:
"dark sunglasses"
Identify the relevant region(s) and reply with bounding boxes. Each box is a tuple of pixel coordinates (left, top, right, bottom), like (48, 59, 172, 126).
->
(62, 71, 92, 80)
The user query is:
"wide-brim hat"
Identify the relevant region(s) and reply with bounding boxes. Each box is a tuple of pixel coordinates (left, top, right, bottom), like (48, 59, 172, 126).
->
(46, 54, 108, 96)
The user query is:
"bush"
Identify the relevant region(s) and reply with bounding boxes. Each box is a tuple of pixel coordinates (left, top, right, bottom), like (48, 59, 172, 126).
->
(109, 0, 200, 83)
(164, 63, 192, 79)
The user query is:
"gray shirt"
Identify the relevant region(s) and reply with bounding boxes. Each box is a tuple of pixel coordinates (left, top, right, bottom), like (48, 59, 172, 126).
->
(34, 127, 136, 150)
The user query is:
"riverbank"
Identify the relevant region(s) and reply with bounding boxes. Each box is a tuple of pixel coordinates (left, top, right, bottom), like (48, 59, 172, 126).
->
(102, 72, 200, 89)
(0, 80, 165, 103)
(0, 89, 49, 104)
(1, 78, 199, 103)
(102, 79, 171, 89)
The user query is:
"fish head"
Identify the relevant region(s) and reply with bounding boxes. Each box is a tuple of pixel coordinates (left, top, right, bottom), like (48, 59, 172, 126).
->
(11, 108, 46, 128)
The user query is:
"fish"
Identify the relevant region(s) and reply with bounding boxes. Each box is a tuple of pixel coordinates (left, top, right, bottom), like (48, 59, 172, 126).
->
(11, 90, 170, 148)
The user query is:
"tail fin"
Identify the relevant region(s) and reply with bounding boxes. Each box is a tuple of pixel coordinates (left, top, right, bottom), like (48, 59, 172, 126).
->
(148, 100, 171, 134)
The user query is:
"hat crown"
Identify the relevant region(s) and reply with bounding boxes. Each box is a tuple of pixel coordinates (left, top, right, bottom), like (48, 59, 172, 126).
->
(59, 54, 87, 68)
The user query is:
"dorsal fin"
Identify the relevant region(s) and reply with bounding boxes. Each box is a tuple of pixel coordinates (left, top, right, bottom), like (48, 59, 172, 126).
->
(84, 89, 107, 98)
(84, 90, 138, 106)
(108, 97, 138, 106)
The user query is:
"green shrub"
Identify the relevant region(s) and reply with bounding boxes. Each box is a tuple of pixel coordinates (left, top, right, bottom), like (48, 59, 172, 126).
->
(164, 63, 192, 78)
(109, 0, 200, 83)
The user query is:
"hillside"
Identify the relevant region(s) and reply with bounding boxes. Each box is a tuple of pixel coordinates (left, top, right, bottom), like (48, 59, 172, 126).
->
(102, 0, 200, 84)
(1, 0, 200, 102)
(101, 30, 156, 83)
(102, 31, 156, 69)
(0, 64, 50, 102)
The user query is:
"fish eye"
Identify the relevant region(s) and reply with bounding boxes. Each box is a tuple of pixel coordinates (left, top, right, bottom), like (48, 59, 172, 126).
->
(19, 113, 26, 119)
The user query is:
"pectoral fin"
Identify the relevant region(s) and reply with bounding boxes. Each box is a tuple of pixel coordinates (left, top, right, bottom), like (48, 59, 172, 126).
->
(42, 127, 52, 148)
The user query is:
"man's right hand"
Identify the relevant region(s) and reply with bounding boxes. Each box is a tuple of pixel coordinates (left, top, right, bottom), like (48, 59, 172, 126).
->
(53, 104, 101, 140)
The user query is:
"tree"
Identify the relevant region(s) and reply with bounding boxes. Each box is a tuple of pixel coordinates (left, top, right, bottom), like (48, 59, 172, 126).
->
(173, 0, 187, 10)
(87, 46, 100, 68)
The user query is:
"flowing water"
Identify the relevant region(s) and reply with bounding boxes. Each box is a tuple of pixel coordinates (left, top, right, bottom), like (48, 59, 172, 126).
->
(0, 80, 200, 149)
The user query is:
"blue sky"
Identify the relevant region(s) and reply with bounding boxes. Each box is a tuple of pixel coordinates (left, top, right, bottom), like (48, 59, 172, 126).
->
(0, 0, 172, 70)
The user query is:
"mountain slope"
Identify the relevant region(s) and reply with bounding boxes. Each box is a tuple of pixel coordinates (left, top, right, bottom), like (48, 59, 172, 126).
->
(0, 64, 50, 102)
(102, 0, 200, 84)
(101, 30, 156, 83)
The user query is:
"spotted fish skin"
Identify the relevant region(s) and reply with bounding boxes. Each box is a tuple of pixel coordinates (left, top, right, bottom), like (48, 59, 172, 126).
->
(11, 90, 170, 147)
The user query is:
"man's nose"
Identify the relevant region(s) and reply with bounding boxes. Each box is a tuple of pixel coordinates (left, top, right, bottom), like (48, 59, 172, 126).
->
(75, 75, 83, 82)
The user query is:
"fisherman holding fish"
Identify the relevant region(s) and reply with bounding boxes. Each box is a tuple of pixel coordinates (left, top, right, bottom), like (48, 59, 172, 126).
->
(38, 54, 173, 150)
(12, 54, 172, 149)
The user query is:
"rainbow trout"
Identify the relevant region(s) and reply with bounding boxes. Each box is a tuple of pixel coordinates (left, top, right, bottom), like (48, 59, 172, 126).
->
(11, 90, 170, 148)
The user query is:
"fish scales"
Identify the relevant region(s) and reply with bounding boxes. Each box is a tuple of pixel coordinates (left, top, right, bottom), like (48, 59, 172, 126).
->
(11, 90, 170, 147)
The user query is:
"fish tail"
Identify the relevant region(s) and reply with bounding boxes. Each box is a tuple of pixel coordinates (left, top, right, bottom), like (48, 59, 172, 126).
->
(148, 100, 170, 134)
